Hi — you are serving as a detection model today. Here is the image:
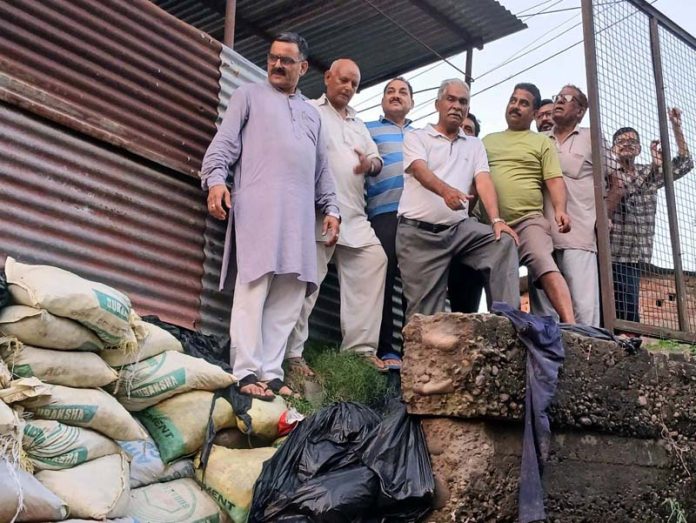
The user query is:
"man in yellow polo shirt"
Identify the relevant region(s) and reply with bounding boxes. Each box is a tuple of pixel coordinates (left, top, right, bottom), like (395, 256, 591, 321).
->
(482, 82, 575, 323)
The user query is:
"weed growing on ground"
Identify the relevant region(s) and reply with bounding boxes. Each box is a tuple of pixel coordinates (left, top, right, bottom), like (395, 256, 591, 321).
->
(663, 498, 687, 523)
(284, 342, 391, 415)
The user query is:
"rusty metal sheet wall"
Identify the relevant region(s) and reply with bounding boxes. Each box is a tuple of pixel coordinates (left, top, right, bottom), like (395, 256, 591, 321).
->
(0, 0, 222, 177)
(0, 102, 207, 329)
(198, 46, 265, 337)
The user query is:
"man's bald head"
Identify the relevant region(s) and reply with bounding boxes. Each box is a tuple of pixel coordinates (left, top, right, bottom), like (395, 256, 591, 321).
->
(324, 58, 361, 112)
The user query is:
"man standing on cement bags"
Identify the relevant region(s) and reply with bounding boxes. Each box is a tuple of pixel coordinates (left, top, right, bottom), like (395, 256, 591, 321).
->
(285, 59, 388, 371)
(200, 32, 340, 400)
(607, 109, 693, 324)
(530, 85, 602, 326)
(482, 82, 576, 324)
(364, 77, 415, 371)
(396, 78, 520, 319)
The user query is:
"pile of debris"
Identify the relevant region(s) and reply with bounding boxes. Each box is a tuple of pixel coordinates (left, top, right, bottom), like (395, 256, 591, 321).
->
(0, 257, 295, 523)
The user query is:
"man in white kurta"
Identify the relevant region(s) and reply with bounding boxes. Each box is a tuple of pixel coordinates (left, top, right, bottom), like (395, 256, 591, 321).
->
(286, 59, 388, 368)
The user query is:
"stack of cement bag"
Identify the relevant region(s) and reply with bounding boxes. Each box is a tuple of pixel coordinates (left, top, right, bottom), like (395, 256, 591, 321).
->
(0, 257, 296, 523)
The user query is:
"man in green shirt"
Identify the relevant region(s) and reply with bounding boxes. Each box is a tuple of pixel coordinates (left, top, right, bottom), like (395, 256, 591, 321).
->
(482, 83, 575, 323)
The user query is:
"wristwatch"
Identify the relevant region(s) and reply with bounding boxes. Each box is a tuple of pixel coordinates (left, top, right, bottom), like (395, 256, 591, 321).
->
(491, 218, 506, 225)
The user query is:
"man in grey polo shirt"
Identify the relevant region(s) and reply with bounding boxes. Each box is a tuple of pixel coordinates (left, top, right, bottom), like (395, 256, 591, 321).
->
(531, 85, 601, 325)
(397, 78, 520, 318)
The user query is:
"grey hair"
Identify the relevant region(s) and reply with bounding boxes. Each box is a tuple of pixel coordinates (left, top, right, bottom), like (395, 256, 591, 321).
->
(437, 78, 469, 101)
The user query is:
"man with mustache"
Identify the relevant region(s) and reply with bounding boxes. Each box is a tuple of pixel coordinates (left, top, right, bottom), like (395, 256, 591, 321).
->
(530, 85, 602, 326)
(482, 83, 575, 323)
(364, 77, 414, 370)
(397, 78, 520, 320)
(535, 98, 554, 132)
(286, 59, 388, 371)
(607, 110, 692, 324)
(201, 33, 339, 399)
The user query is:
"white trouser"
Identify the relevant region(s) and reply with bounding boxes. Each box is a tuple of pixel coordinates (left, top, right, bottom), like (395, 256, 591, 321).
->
(285, 242, 387, 359)
(230, 273, 306, 382)
(530, 249, 600, 326)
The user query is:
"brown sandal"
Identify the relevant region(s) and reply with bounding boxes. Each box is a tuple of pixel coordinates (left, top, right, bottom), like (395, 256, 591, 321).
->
(286, 357, 315, 377)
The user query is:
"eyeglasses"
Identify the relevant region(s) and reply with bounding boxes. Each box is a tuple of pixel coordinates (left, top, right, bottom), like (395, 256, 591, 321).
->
(552, 94, 579, 105)
(267, 53, 304, 66)
(615, 138, 639, 146)
(537, 110, 553, 119)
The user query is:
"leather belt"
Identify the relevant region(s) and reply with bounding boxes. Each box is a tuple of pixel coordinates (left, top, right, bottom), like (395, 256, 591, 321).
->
(399, 217, 454, 233)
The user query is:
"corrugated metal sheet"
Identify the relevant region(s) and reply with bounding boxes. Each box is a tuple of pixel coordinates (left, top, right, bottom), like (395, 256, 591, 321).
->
(0, 102, 207, 329)
(0, 0, 222, 177)
(198, 46, 266, 337)
(152, 0, 526, 98)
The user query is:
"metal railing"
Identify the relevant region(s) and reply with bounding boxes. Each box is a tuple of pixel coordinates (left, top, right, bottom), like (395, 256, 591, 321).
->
(583, 0, 696, 342)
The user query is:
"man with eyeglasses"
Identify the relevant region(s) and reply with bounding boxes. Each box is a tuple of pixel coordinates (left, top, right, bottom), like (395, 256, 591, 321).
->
(529, 85, 602, 326)
(286, 59, 389, 371)
(200, 32, 340, 400)
(482, 82, 576, 323)
(607, 110, 693, 324)
(535, 98, 554, 132)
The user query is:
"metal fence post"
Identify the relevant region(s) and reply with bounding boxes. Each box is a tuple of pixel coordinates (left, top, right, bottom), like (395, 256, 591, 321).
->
(582, 0, 616, 330)
(648, 16, 690, 332)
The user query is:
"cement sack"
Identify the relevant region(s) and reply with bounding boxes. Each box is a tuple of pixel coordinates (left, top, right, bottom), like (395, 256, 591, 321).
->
(102, 319, 183, 368)
(195, 445, 276, 523)
(5, 257, 136, 350)
(0, 305, 104, 351)
(128, 478, 231, 523)
(23, 419, 121, 471)
(0, 357, 12, 387)
(119, 424, 194, 488)
(0, 400, 18, 435)
(236, 395, 287, 441)
(1, 342, 118, 388)
(111, 351, 235, 412)
(0, 459, 69, 522)
(20, 384, 147, 441)
(62, 519, 136, 523)
(35, 453, 130, 520)
(0, 377, 51, 404)
(137, 390, 236, 464)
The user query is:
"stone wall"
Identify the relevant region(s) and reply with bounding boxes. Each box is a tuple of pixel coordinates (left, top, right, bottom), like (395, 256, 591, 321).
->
(402, 313, 696, 522)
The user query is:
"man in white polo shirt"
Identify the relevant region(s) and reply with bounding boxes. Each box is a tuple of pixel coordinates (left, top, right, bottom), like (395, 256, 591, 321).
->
(397, 78, 520, 318)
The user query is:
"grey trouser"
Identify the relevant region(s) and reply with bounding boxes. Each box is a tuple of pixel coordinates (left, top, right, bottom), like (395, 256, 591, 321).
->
(396, 218, 520, 319)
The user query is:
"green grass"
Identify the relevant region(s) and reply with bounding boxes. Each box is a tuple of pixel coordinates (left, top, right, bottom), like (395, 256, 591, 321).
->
(284, 342, 392, 416)
(644, 339, 695, 355)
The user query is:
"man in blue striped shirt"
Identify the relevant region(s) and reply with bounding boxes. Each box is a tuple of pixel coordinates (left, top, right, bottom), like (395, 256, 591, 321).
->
(365, 77, 414, 369)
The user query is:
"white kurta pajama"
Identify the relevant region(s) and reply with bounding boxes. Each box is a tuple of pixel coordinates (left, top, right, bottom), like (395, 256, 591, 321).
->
(286, 95, 387, 358)
(200, 81, 339, 381)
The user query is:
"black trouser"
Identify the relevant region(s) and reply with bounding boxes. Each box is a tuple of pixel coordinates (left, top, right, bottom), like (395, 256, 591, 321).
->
(448, 264, 485, 313)
(612, 262, 640, 323)
(369, 212, 404, 357)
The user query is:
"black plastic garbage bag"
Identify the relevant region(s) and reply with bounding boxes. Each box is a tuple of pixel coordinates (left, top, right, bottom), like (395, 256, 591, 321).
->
(141, 315, 232, 372)
(249, 401, 434, 523)
(0, 270, 9, 309)
(361, 404, 434, 521)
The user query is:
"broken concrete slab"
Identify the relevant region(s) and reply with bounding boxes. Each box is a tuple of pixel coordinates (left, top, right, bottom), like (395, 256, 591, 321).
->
(422, 417, 694, 522)
(402, 313, 696, 439)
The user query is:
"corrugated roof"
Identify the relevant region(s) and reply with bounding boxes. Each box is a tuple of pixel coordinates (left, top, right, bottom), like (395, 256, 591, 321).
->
(152, 0, 526, 97)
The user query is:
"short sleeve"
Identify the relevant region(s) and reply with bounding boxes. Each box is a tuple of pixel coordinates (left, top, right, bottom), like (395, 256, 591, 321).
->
(402, 131, 428, 171)
(472, 139, 490, 177)
(540, 136, 563, 180)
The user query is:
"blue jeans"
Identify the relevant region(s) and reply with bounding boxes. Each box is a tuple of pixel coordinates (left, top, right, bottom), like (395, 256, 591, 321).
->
(612, 262, 640, 322)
